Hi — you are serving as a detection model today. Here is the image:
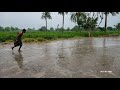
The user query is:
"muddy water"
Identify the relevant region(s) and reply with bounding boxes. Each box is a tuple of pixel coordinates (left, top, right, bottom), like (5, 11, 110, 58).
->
(1, 37, 120, 78)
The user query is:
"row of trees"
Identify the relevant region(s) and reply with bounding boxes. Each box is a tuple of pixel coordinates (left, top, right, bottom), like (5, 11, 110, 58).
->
(0, 23, 120, 32)
(0, 26, 19, 31)
(0, 12, 119, 32)
(41, 12, 119, 32)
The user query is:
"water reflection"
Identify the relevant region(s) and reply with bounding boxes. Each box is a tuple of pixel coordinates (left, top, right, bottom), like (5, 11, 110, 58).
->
(58, 40, 64, 58)
(97, 38, 114, 75)
(12, 51, 23, 69)
(103, 38, 106, 48)
(56, 38, 96, 72)
(72, 38, 95, 55)
(56, 40, 69, 70)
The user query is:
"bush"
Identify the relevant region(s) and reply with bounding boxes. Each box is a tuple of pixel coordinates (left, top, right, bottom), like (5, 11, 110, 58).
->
(1, 31, 120, 43)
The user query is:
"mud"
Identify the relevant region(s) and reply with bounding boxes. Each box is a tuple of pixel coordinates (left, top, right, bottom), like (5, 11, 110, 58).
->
(1, 37, 120, 78)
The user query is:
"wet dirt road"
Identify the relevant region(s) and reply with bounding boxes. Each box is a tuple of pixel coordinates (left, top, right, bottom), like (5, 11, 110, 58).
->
(1, 37, 120, 78)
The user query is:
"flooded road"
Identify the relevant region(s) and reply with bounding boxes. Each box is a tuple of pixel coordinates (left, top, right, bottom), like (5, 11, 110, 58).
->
(1, 37, 120, 78)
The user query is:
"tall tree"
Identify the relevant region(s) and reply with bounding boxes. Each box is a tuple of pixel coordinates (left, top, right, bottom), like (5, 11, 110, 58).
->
(58, 12, 68, 32)
(70, 12, 86, 31)
(97, 12, 119, 32)
(41, 12, 52, 31)
(83, 12, 98, 37)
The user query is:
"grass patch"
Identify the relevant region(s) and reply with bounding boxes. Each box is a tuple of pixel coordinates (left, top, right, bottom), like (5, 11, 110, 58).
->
(4, 40, 13, 44)
(23, 38, 36, 42)
(0, 31, 120, 43)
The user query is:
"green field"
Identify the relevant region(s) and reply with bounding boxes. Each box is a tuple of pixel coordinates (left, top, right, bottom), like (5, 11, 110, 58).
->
(0, 31, 120, 43)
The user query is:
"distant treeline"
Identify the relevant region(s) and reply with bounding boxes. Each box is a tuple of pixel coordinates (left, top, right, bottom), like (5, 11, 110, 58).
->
(0, 26, 119, 32)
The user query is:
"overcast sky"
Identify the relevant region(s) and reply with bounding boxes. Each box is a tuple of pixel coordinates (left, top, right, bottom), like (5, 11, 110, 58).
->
(0, 12, 120, 29)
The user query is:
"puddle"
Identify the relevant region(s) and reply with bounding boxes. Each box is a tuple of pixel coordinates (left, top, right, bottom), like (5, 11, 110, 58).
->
(1, 37, 120, 78)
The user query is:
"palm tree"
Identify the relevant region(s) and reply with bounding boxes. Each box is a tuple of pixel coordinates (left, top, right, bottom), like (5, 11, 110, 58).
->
(41, 12, 52, 31)
(97, 12, 119, 32)
(70, 12, 86, 31)
(105, 12, 119, 32)
(58, 12, 68, 32)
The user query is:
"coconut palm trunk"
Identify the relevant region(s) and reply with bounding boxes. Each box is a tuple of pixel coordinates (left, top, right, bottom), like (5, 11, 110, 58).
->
(45, 18, 47, 31)
(62, 13, 64, 33)
(41, 12, 52, 31)
(58, 12, 68, 33)
(104, 12, 107, 32)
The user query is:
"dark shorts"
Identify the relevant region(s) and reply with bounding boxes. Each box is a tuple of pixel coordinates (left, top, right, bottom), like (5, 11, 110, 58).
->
(14, 38, 22, 46)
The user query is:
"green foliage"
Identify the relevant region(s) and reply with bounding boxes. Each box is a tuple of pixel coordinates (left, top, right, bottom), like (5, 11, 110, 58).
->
(41, 12, 52, 20)
(0, 26, 4, 31)
(107, 27, 113, 31)
(1, 31, 120, 43)
(70, 12, 86, 29)
(37, 38, 47, 42)
(50, 27, 54, 31)
(114, 23, 120, 31)
(0, 26, 20, 31)
(83, 17, 98, 30)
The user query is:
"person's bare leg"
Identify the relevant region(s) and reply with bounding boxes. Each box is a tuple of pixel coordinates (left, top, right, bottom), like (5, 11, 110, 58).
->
(18, 45, 22, 51)
(12, 46, 16, 50)
(12, 46, 14, 50)
(12, 42, 17, 50)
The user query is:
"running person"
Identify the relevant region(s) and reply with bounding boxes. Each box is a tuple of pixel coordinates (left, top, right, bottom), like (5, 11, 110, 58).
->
(12, 29, 26, 51)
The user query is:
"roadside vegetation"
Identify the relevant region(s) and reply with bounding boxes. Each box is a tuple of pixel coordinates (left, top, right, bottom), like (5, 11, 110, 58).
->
(0, 12, 120, 43)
